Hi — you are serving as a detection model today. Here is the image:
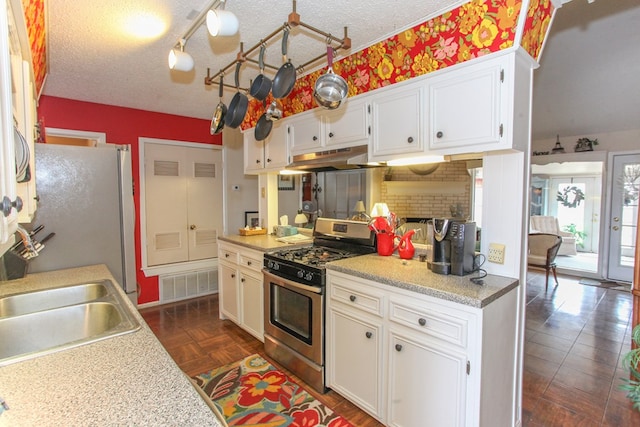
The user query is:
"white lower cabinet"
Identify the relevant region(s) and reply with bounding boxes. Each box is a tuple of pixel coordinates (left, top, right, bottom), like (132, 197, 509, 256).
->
(388, 328, 467, 427)
(327, 307, 384, 419)
(218, 241, 264, 341)
(326, 270, 518, 427)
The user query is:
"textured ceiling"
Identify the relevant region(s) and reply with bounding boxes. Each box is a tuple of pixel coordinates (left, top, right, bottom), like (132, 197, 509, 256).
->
(532, 0, 640, 140)
(43, 0, 459, 120)
(42, 0, 640, 141)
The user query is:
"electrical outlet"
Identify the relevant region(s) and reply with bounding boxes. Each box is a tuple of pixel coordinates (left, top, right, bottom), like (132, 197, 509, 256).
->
(488, 243, 506, 264)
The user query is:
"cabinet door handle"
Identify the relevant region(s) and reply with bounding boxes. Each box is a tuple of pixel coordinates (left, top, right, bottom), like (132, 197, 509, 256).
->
(407, 136, 414, 143)
(365, 331, 373, 339)
(190, 224, 196, 230)
(395, 344, 403, 352)
(225, 253, 229, 258)
(2, 196, 23, 217)
(329, 132, 334, 138)
(313, 136, 318, 141)
(349, 295, 356, 302)
(247, 261, 252, 266)
(436, 131, 443, 139)
(267, 158, 272, 163)
(418, 318, 426, 326)
(613, 226, 620, 231)
(241, 278, 245, 282)
(256, 159, 261, 164)
(231, 273, 235, 278)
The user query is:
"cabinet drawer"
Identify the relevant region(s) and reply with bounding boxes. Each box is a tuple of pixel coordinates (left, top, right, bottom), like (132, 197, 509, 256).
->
(389, 298, 468, 347)
(239, 252, 262, 272)
(330, 282, 384, 318)
(220, 247, 238, 264)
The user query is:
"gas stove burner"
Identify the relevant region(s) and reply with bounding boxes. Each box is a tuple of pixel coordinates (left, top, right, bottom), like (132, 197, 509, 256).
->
(272, 246, 353, 266)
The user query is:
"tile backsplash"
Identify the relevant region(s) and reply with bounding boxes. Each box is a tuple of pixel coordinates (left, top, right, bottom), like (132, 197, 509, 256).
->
(380, 161, 472, 220)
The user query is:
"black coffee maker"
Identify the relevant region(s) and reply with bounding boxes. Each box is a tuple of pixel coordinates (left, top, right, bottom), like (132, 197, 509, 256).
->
(427, 219, 476, 276)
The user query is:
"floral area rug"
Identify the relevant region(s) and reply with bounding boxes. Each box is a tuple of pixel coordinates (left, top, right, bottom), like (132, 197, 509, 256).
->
(192, 354, 353, 427)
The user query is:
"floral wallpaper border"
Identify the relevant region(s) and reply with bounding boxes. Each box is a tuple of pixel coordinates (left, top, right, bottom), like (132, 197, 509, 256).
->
(22, 0, 46, 97)
(242, 0, 554, 131)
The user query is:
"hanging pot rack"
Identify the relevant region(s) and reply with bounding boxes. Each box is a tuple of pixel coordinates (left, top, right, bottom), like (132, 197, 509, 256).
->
(204, 0, 351, 92)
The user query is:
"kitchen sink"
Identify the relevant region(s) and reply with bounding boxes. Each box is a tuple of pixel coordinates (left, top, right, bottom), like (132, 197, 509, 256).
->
(0, 282, 108, 318)
(0, 280, 140, 366)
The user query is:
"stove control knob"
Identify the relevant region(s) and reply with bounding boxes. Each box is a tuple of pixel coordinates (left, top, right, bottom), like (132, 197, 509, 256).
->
(297, 270, 305, 278)
(273, 262, 280, 271)
(304, 272, 313, 281)
(267, 260, 274, 269)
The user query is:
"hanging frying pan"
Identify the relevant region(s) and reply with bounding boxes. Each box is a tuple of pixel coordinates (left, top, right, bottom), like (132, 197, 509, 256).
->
(271, 28, 296, 99)
(314, 45, 348, 109)
(255, 100, 273, 141)
(249, 44, 272, 101)
(226, 62, 249, 128)
(210, 75, 227, 135)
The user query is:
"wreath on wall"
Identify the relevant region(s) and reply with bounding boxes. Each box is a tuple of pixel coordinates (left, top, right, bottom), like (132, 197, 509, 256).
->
(556, 186, 585, 208)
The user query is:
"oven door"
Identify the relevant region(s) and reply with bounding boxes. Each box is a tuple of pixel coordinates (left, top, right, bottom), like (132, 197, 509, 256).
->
(263, 269, 323, 365)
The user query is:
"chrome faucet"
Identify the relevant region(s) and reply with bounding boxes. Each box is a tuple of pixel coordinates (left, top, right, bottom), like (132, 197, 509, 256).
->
(16, 225, 39, 259)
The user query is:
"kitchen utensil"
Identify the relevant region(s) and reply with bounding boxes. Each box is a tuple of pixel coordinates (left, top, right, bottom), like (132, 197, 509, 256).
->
(210, 75, 227, 135)
(266, 99, 283, 121)
(249, 44, 272, 101)
(225, 62, 249, 128)
(271, 28, 296, 99)
(254, 100, 273, 141)
(397, 229, 416, 260)
(313, 45, 348, 109)
(14, 125, 30, 182)
(376, 232, 396, 256)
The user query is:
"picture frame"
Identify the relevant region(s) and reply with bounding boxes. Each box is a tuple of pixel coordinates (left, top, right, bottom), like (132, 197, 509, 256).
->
(278, 175, 295, 191)
(244, 211, 260, 228)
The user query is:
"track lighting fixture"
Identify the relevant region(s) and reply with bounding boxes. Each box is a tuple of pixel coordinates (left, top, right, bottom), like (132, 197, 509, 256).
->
(168, 0, 238, 72)
(206, 0, 239, 37)
(168, 39, 194, 71)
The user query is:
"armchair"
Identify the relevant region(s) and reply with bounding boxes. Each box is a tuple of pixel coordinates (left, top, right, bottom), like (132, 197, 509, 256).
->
(528, 233, 563, 290)
(529, 216, 577, 256)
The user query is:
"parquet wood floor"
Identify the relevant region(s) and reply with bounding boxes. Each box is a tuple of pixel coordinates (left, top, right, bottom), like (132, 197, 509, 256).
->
(139, 270, 640, 426)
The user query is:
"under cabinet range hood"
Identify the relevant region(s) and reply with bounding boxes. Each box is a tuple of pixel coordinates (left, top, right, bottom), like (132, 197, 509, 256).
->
(285, 145, 377, 172)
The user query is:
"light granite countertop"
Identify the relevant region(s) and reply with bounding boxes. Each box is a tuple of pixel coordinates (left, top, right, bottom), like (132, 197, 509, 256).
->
(327, 254, 518, 308)
(0, 265, 222, 426)
(218, 233, 312, 252)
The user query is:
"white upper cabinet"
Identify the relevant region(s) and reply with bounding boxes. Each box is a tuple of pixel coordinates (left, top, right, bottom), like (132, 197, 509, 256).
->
(1, 0, 36, 255)
(370, 82, 425, 161)
(288, 98, 371, 156)
(244, 122, 289, 174)
(428, 53, 522, 155)
(323, 98, 371, 149)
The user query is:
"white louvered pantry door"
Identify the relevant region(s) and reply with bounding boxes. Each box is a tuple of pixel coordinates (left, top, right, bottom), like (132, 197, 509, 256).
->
(145, 143, 222, 266)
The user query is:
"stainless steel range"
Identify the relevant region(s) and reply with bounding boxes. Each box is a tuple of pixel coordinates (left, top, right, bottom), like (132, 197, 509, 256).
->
(263, 218, 375, 393)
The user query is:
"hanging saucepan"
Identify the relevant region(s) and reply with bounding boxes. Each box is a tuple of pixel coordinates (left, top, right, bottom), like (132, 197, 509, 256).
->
(314, 45, 348, 109)
(226, 62, 249, 129)
(210, 75, 227, 135)
(249, 44, 272, 101)
(255, 100, 273, 141)
(271, 28, 296, 99)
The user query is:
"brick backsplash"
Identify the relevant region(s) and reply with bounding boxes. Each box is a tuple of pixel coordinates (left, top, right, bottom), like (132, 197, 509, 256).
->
(380, 162, 472, 220)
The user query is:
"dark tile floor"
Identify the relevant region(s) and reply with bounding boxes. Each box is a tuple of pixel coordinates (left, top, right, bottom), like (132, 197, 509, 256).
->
(140, 270, 640, 426)
(523, 270, 640, 426)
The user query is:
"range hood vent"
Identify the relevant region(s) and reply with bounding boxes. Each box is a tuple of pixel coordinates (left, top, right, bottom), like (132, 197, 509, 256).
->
(286, 145, 377, 172)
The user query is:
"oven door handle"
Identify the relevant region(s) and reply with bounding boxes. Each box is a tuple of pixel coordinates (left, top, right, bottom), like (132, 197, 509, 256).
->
(262, 269, 323, 294)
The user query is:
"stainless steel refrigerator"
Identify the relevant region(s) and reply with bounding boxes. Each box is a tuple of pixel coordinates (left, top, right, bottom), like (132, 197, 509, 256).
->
(29, 143, 137, 299)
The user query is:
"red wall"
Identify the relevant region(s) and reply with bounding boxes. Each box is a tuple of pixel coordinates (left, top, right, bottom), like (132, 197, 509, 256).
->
(37, 95, 222, 304)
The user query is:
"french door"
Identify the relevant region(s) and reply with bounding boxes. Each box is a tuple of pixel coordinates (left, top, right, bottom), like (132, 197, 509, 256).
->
(548, 176, 601, 253)
(607, 153, 640, 282)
